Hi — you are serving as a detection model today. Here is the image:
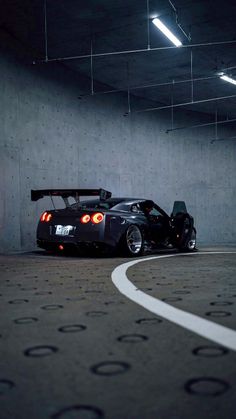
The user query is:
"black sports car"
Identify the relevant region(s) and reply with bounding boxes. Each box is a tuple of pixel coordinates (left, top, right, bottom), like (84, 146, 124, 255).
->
(31, 188, 196, 256)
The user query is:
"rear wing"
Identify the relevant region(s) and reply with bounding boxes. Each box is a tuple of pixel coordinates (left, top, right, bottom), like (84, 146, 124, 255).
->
(31, 188, 112, 207)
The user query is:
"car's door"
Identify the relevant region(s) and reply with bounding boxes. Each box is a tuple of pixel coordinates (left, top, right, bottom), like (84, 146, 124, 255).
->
(170, 201, 194, 248)
(140, 201, 169, 244)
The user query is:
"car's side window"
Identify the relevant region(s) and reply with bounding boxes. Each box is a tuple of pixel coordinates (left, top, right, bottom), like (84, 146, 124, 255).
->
(96, 203, 110, 210)
(148, 206, 162, 217)
(131, 204, 144, 213)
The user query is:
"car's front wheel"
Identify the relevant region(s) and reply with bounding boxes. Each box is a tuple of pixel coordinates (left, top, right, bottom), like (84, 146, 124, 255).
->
(121, 224, 144, 257)
(180, 228, 197, 252)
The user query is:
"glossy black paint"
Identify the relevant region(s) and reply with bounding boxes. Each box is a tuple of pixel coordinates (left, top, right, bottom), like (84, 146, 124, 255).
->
(35, 196, 196, 255)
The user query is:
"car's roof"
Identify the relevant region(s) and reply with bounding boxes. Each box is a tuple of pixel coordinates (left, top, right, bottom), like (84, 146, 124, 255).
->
(71, 197, 152, 209)
(69, 197, 168, 216)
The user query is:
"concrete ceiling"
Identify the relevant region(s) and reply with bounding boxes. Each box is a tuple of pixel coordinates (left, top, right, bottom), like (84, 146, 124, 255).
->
(2, 0, 236, 120)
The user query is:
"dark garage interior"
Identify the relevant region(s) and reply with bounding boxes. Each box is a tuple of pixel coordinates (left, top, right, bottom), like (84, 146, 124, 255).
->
(0, 1, 236, 418)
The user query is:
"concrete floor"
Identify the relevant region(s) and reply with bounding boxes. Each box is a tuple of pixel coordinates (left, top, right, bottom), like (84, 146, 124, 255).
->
(0, 247, 236, 419)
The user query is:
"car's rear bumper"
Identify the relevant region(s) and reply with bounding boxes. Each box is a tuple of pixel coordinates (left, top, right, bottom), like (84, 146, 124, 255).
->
(37, 239, 115, 252)
(36, 218, 126, 251)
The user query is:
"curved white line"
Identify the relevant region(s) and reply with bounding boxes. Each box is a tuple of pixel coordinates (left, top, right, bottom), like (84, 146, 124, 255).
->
(111, 252, 236, 351)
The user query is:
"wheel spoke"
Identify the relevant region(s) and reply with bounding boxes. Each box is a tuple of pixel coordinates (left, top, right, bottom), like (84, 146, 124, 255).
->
(188, 239, 196, 250)
(126, 226, 142, 254)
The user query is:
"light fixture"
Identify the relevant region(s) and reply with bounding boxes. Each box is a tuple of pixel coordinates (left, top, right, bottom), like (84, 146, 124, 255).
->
(152, 17, 182, 47)
(220, 74, 236, 85)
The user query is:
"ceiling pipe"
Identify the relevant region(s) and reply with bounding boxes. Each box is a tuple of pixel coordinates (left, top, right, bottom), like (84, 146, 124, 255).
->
(215, 108, 218, 140)
(168, 0, 191, 42)
(168, 0, 177, 12)
(211, 135, 236, 143)
(190, 50, 193, 102)
(147, 0, 150, 50)
(44, 0, 48, 62)
(90, 39, 94, 95)
(166, 117, 236, 133)
(126, 62, 131, 113)
(171, 82, 174, 129)
(219, 64, 236, 72)
(78, 74, 218, 98)
(127, 93, 236, 115)
(36, 39, 236, 64)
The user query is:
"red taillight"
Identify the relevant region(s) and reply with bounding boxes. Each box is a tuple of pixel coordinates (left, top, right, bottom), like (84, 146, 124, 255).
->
(40, 211, 47, 221)
(46, 213, 52, 222)
(81, 214, 91, 224)
(80, 212, 104, 224)
(59, 245, 64, 251)
(40, 212, 52, 222)
(91, 212, 104, 224)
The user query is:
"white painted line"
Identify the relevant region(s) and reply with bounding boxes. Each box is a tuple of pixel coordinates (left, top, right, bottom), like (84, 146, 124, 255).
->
(111, 252, 236, 351)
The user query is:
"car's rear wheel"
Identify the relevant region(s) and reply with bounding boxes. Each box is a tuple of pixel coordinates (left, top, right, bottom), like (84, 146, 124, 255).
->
(121, 225, 144, 257)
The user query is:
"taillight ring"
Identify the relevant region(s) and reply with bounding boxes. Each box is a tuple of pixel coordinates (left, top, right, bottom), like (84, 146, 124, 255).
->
(40, 212, 52, 222)
(91, 212, 104, 224)
(80, 212, 104, 224)
(80, 214, 91, 224)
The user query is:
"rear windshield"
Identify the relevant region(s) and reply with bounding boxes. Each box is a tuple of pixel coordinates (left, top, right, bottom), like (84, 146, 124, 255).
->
(70, 199, 121, 211)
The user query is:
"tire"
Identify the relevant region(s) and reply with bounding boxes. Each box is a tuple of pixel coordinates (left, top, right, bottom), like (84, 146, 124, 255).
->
(181, 228, 197, 252)
(121, 224, 144, 257)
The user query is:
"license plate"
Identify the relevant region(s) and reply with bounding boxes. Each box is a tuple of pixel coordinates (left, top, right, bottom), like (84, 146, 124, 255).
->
(55, 225, 75, 236)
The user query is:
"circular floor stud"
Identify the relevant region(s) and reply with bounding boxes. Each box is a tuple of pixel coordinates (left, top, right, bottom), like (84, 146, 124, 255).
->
(24, 345, 58, 357)
(86, 311, 108, 317)
(41, 305, 64, 310)
(192, 346, 229, 357)
(184, 377, 230, 396)
(58, 324, 87, 333)
(35, 291, 52, 295)
(206, 311, 232, 317)
(91, 361, 130, 376)
(65, 297, 86, 301)
(14, 317, 38, 324)
(85, 290, 102, 293)
(51, 404, 104, 419)
(173, 290, 191, 294)
(210, 301, 233, 306)
(117, 334, 148, 343)
(8, 299, 29, 304)
(136, 317, 163, 325)
(162, 297, 182, 302)
(0, 379, 15, 394)
(156, 283, 173, 286)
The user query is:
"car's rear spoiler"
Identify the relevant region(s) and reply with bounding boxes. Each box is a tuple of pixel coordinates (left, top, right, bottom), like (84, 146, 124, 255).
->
(31, 188, 112, 203)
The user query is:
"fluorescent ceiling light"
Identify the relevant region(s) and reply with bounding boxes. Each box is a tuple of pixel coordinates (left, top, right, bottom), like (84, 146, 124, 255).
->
(220, 74, 236, 85)
(152, 17, 182, 47)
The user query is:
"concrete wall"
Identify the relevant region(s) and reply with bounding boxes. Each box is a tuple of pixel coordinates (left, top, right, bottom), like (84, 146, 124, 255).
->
(1, 34, 236, 252)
